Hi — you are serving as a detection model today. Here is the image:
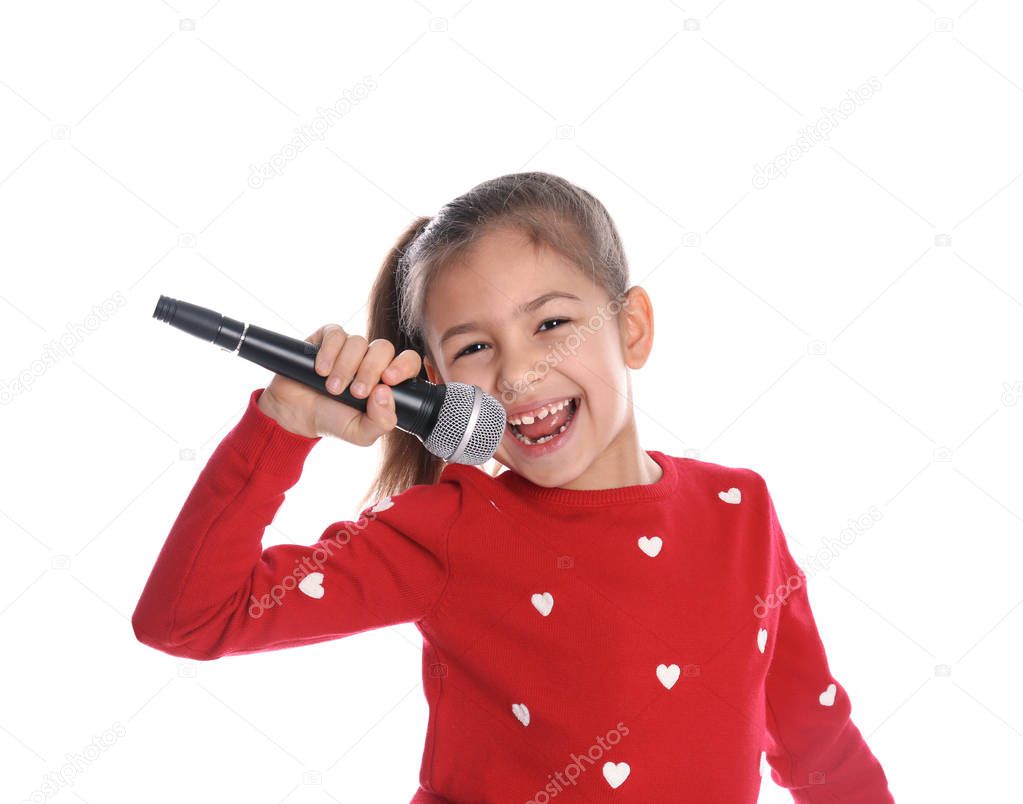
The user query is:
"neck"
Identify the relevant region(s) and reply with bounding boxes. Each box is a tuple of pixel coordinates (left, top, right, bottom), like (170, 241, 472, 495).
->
(560, 421, 662, 491)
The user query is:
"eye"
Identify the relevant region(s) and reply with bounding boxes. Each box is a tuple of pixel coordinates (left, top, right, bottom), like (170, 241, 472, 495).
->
(453, 319, 572, 360)
(454, 342, 487, 359)
(538, 317, 570, 333)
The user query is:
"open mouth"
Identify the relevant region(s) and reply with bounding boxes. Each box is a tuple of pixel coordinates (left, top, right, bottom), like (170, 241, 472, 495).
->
(508, 397, 579, 447)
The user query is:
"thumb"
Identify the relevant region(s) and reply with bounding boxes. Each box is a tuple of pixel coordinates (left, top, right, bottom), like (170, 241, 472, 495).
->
(348, 383, 398, 446)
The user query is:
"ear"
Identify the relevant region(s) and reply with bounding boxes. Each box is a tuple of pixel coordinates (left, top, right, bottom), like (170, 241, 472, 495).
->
(618, 285, 655, 369)
(424, 352, 441, 385)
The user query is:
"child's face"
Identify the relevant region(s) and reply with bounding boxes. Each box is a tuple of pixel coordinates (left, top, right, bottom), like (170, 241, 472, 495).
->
(421, 225, 654, 487)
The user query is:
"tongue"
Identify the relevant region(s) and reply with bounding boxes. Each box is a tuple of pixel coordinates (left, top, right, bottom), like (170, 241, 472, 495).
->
(517, 401, 573, 440)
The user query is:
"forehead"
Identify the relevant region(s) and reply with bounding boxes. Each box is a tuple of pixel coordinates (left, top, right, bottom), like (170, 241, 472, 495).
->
(423, 227, 592, 331)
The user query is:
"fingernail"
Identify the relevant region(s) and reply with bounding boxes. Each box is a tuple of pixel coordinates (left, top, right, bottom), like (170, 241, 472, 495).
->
(376, 388, 388, 404)
(351, 381, 366, 396)
(328, 377, 341, 393)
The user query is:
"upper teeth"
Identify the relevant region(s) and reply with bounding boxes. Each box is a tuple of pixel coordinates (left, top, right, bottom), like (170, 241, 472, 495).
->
(508, 398, 574, 426)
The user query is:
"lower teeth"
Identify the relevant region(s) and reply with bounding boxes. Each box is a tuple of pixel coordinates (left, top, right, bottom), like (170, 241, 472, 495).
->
(511, 402, 576, 446)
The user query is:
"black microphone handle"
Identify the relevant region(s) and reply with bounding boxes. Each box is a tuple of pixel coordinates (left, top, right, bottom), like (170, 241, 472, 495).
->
(153, 295, 441, 439)
(235, 322, 440, 437)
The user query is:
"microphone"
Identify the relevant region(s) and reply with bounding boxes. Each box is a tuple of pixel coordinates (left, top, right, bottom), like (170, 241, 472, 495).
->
(152, 295, 506, 465)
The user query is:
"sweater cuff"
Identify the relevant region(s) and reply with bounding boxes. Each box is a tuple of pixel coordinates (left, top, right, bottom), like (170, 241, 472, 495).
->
(224, 387, 322, 477)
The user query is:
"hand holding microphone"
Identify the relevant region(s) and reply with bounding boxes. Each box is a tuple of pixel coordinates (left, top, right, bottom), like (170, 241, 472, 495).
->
(259, 324, 423, 444)
(152, 296, 506, 465)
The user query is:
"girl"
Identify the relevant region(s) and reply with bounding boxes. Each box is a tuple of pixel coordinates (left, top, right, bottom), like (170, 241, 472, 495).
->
(133, 171, 895, 803)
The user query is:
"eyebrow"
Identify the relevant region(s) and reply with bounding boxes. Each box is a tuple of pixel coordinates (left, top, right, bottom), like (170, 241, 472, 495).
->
(439, 291, 583, 347)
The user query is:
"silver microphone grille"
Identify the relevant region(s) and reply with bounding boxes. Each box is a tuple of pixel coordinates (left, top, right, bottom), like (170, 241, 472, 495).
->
(423, 382, 507, 465)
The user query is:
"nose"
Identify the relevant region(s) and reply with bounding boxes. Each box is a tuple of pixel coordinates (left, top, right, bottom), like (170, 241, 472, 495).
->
(494, 341, 545, 406)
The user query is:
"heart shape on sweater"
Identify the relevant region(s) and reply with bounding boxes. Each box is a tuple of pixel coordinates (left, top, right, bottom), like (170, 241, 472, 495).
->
(531, 592, 554, 617)
(370, 496, 393, 513)
(819, 683, 837, 706)
(299, 572, 324, 599)
(656, 663, 680, 689)
(757, 627, 768, 653)
(637, 536, 662, 557)
(512, 702, 530, 726)
(718, 487, 742, 504)
(603, 761, 630, 788)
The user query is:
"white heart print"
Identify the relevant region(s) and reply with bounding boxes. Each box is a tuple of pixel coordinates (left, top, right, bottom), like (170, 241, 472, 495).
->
(512, 703, 530, 726)
(637, 536, 662, 557)
(819, 683, 837, 706)
(299, 572, 325, 599)
(656, 663, 680, 689)
(531, 592, 554, 617)
(718, 487, 742, 504)
(603, 761, 631, 789)
(370, 496, 393, 513)
(757, 627, 768, 653)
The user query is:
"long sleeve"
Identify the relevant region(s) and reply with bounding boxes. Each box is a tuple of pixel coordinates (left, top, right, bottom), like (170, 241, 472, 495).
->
(132, 387, 461, 661)
(757, 474, 895, 803)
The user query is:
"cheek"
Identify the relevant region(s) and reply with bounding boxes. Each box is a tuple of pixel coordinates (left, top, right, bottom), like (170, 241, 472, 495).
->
(446, 363, 493, 394)
(569, 327, 625, 379)
(569, 334, 630, 415)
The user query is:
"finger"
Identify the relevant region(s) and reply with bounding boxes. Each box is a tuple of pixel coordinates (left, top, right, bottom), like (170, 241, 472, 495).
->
(353, 383, 397, 445)
(349, 339, 395, 398)
(381, 348, 423, 384)
(306, 322, 341, 348)
(313, 325, 346, 377)
(326, 333, 368, 395)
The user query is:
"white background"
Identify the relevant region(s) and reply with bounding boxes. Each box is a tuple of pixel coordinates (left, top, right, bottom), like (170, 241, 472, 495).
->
(2, 1, 1021, 802)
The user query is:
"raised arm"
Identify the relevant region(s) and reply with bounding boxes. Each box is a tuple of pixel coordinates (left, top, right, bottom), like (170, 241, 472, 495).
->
(132, 387, 461, 660)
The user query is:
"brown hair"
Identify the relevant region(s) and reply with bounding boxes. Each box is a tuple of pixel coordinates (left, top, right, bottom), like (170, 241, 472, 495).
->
(359, 170, 631, 508)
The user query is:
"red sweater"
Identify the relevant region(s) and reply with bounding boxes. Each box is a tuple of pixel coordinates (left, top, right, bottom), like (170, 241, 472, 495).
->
(133, 387, 895, 803)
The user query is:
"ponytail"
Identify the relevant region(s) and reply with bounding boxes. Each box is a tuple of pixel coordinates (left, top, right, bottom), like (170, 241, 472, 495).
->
(358, 216, 445, 509)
